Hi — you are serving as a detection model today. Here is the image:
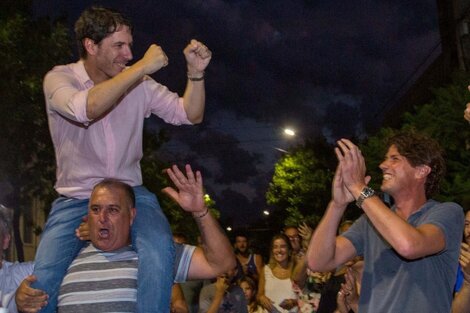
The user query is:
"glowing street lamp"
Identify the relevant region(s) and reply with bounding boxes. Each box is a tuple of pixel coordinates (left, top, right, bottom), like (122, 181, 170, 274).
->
(263, 210, 270, 216)
(284, 128, 295, 137)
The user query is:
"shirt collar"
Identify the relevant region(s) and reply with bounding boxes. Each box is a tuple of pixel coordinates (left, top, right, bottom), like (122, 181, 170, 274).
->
(72, 60, 94, 88)
(391, 199, 437, 221)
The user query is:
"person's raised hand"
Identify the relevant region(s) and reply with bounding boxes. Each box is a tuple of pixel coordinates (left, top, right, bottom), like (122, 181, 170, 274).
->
(138, 44, 169, 75)
(184, 39, 212, 76)
(162, 164, 206, 215)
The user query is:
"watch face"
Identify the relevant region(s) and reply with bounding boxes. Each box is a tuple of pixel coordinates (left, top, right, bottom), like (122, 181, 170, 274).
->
(363, 187, 374, 197)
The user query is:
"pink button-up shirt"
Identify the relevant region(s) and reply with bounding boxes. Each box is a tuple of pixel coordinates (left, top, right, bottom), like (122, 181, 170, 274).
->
(44, 60, 191, 199)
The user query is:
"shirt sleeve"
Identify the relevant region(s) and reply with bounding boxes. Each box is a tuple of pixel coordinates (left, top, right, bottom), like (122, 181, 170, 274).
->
(141, 77, 192, 125)
(342, 214, 367, 257)
(5, 262, 35, 312)
(44, 69, 91, 124)
(420, 202, 464, 251)
(174, 243, 196, 283)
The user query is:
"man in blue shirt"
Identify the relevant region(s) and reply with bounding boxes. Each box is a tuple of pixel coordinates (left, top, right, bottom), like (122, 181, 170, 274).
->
(307, 132, 464, 313)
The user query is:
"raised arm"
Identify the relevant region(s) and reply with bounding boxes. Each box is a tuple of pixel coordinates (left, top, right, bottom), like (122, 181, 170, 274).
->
(163, 164, 235, 280)
(44, 43, 168, 122)
(292, 254, 308, 289)
(86, 44, 168, 120)
(307, 162, 358, 272)
(181, 39, 211, 123)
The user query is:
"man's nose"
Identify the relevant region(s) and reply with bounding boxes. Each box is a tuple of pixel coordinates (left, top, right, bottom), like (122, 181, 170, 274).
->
(123, 45, 133, 61)
(99, 210, 108, 222)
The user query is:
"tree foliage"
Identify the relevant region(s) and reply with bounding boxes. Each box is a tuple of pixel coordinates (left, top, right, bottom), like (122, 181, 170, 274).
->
(361, 71, 470, 208)
(0, 4, 72, 259)
(268, 71, 470, 227)
(401, 72, 470, 205)
(266, 138, 337, 227)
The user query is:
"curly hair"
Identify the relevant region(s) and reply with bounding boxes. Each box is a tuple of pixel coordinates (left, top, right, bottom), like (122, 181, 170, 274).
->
(387, 131, 445, 198)
(74, 6, 133, 59)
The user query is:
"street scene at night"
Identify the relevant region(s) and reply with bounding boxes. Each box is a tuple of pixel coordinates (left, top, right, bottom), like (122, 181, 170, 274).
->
(0, 0, 470, 312)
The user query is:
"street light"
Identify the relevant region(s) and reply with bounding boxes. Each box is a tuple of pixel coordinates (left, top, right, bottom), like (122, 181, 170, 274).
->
(284, 128, 295, 136)
(263, 210, 270, 216)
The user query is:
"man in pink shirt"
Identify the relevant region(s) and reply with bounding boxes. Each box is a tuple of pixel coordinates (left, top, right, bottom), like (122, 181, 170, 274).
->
(32, 6, 211, 313)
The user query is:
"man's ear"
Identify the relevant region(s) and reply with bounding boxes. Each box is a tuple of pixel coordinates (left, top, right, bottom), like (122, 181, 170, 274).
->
(129, 207, 137, 226)
(416, 165, 431, 179)
(83, 38, 97, 56)
(2, 233, 11, 251)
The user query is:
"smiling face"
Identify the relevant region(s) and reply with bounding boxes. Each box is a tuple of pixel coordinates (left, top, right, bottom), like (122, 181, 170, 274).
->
(85, 24, 133, 83)
(379, 145, 427, 198)
(271, 237, 290, 266)
(88, 185, 136, 252)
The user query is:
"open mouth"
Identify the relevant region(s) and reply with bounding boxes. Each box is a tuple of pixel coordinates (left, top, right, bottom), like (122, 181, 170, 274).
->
(99, 228, 110, 238)
(115, 62, 127, 70)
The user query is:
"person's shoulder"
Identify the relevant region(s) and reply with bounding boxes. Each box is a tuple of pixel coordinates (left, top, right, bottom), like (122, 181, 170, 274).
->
(4, 260, 34, 275)
(426, 200, 463, 215)
(44, 60, 89, 86)
(46, 61, 79, 75)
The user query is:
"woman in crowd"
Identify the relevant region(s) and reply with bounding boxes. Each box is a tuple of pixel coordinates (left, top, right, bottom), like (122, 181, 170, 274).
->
(239, 276, 266, 313)
(258, 234, 299, 313)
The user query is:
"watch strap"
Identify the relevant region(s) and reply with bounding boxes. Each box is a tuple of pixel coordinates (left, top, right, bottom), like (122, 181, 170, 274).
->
(356, 186, 375, 208)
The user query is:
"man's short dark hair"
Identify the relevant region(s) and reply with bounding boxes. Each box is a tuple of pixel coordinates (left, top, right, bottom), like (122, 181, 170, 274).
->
(74, 6, 133, 58)
(92, 179, 135, 208)
(233, 231, 249, 241)
(387, 131, 445, 198)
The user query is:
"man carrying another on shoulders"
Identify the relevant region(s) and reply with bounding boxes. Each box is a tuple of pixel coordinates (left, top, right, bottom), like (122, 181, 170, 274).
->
(17, 165, 235, 312)
(34, 5, 211, 312)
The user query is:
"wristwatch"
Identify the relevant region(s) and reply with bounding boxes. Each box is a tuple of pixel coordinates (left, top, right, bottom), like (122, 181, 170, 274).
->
(356, 186, 375, 208)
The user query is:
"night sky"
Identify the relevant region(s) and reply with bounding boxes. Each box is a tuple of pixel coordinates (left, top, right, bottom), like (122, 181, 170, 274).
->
(33, 0, 441, 227)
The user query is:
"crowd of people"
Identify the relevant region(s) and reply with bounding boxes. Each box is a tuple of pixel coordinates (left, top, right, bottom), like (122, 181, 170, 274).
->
(0, 4, 469, 313)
